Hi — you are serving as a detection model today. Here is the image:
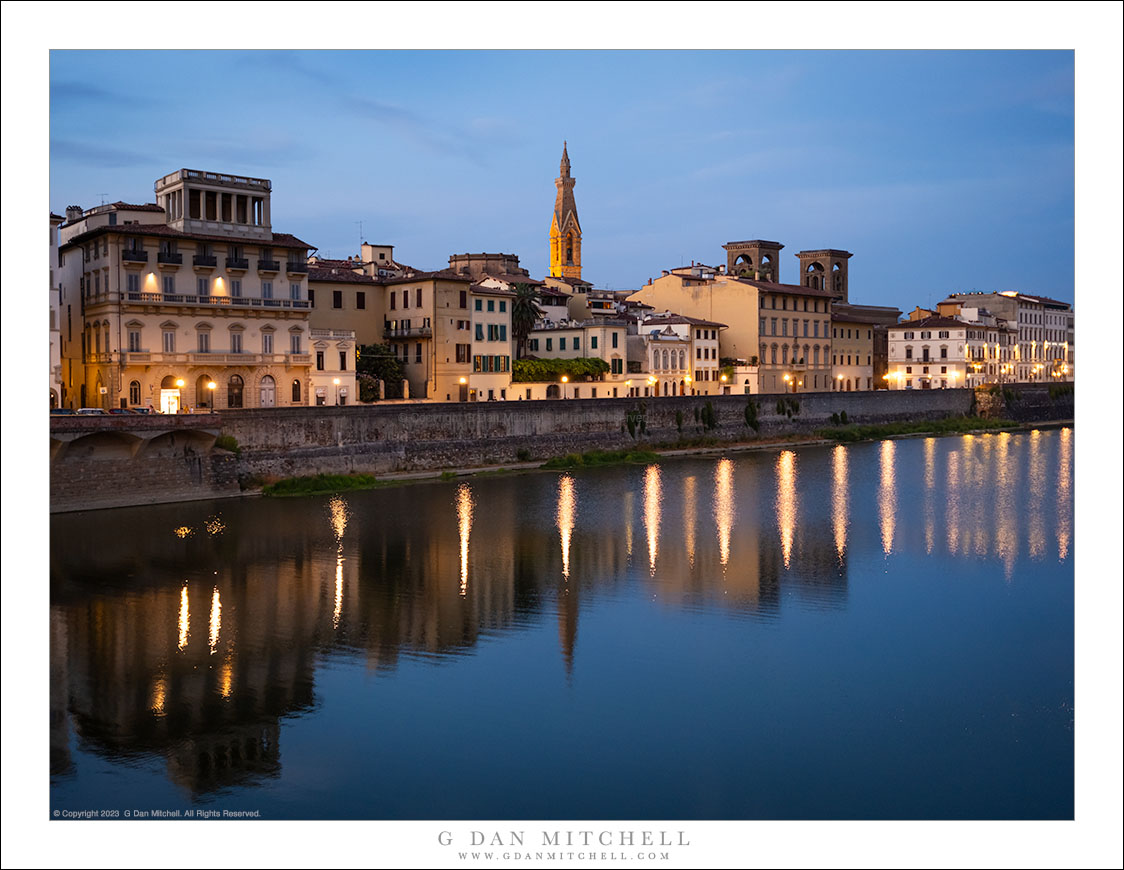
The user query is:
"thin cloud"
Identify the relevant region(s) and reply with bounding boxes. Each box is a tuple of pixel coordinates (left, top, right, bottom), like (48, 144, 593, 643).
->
(50, 81, 152, 108)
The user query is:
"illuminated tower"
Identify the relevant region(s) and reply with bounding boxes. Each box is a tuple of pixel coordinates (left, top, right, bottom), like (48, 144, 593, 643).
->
(549, 142, 582, 279)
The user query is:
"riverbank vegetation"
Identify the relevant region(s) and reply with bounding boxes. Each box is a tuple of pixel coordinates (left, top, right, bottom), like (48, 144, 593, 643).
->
(262, 473, 386, 497)
(541, 449, 660, 469)
(816, 416, 1017, 443)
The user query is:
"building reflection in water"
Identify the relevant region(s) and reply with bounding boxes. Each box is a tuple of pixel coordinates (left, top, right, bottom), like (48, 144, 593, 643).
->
(49, 431, 1070, 798)
(714, 459, 734, 570)
(456, 484, 474, 595)
(556, 475, 575, 581)
(683, 475, 697, 569)
(879, 439, 897, 556)
(775, 450, 797, 569)
(994, 432, 1018, 579)
(644, 465, 662, 576)
(832, 445, 848, 561)
(1057, 427, 1071, 561)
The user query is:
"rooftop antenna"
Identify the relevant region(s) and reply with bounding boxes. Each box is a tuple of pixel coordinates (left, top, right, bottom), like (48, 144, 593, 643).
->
(356, 220, 365, 247)
(98, 193, 109, 206)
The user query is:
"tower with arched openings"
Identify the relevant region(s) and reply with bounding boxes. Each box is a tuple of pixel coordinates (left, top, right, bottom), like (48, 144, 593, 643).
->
(796, 249, 852, 302)
(549, 142, 582, 280)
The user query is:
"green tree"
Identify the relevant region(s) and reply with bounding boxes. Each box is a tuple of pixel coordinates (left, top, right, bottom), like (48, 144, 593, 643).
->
(356, 344, 406, 400)
(511, 283, 545, 359)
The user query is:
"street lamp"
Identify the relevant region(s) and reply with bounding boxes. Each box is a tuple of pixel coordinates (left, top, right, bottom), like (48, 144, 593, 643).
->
(561, 374, 568, 400)
(207, 380, 216, 413)
(333, 376, 341, 405)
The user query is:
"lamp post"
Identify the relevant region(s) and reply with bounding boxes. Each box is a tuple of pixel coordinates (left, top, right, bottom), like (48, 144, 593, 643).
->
(561, 374, 568, 400)
(333, 377, 341, 405)
(207, 381, 216, 413)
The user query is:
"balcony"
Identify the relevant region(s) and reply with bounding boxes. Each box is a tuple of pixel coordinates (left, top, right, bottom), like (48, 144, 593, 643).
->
(226, 257, 249, 271)
(125, 291, 310, 310)
(310, 328, 357, 340)
(257, 259, 280, 273)
(193, 254, 218, 270)
(121, 250, 148, 265)
(285, 261, 309, 274)
(384, 325, 433, 339)
(157, 251, 183, 267)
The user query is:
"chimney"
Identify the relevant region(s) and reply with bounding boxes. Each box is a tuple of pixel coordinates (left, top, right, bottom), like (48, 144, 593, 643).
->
(65, 205, 83, 221)
(661, 270, 669, 277)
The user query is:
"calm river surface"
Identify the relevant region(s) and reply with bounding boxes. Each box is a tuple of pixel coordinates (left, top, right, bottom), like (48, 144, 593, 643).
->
(49, 429, 1074, 819)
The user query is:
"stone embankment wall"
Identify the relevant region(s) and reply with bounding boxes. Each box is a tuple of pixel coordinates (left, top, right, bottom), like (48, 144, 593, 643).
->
(49, 415, 239, 513)
(50, 387, 1074, 511)
(220, 388, 977, 478)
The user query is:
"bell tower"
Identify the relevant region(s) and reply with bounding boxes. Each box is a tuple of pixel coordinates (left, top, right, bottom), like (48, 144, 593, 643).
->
(549, 142, 582, 279)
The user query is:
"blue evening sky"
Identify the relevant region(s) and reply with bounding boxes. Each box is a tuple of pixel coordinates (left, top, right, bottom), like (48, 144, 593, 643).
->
(50, 50, 1074, 310)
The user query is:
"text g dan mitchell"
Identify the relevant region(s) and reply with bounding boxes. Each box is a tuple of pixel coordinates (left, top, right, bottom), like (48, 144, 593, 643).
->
(438, 831, 690, 847)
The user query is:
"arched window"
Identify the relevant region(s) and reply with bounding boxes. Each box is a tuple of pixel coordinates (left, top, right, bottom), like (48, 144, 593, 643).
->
(782, 345, 789, 365)
(662, 349, 669, 370)
(291, 378, 301, 404)
(259, 375, 276, 407)
(678, 350, 685, 370)
(771, 345, 778, 365)
(813, 346, 820, 366)
(129, 380, 141, 405)
(228, 374, 244, 408)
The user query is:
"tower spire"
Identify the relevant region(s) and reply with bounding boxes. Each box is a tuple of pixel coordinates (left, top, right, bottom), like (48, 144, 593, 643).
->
(560, 141, 570, 177)
(550, 141, 581, 280)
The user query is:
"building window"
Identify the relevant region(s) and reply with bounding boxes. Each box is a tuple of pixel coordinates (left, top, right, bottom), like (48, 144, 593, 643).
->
(262, 281, 273, 299)
(546, 338, 553, 352)
(316, 351, 325, 371)
(475, 323, 484, 341)
(198, 277, 209, 297)
(129, 380, 141, 405)
(292, 379, 301, 403)
(612, 332, 619, 349)
(456, 344, 470, 363)
(591, 335, 598, 350)
(415, 343, 422, 364)
(487, 299, 495, 312)
(291, 283, 301, 301)
(474, 298, 482, 311)
(356, 291, 366, 310)
(230, 332, 243, 353)
(499, 301, 506, 313)
(231, 279, 242, 298)
(339, 351, 347, 371)
(163, 330, 175, 353)
(460, 290, 468, 309)
(126, 273, 139, 294)
(197, 331, 211, 353)
(291, 333, 302, 354)
(905, 347, 913, 360)
(529, 339, 539, 352)
(573, 337, 580, 350)
(415, 288, 422, 308)
(127, 329, 141, 352)
(560, 337, 567, 351)
(390, 291, 397, 310)
(333, 290, 343, 309)
(263, 332, 273, 354)
(228, 375, 244, 408)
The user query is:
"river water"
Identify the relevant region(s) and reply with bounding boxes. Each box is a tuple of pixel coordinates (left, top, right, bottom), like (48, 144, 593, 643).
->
(49, 428, 1074, 819)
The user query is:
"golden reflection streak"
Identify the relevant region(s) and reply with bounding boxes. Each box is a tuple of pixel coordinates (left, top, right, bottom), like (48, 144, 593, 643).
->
(831, 445, 849, 561)
(178, 584, 189, 651)
(329, 495, 350, 619)
(220, 651, 234, 699)
(456, 483, 475, 595)
(683, 476, 697, 569)
(923, 438, 936, 554)
(150, 675, 166, 716)
(623, 491, 634, 561)
(208, 587, 221, 656)
(643, 465, 662, 575)
(714, 459, 734, 569)
(946, 450, 961, 555)
(1057, 427, 1072, 560)
(1028, 429, 1046, 559)
(775, 450, 797, 569)
(878, 440, 897, 555)
(994, 432, 1017, 579)
(972, 436, 990, 557)
(556, 475, 575, 581)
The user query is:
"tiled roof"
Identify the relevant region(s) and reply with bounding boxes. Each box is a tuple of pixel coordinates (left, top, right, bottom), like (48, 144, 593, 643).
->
(641, 312, 728, 328)
(735, 277, 836, 298)
(381, 268, 474, 285)
(308, 266, 379, 285)
(482, 272, 544, 286)
(470, 282, 517, 297)
(111, 201, 165, 212)
(890, 316, 965, 330)
(60, 222, 313, 250)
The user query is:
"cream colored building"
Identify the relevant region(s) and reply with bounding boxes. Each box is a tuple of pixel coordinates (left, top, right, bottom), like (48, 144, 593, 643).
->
(50, 212, 64, 408)
(830, 317, 875, 392)
(886, 316, 970, 390)
(57, 170, 314, 412)
(310, 328, 357, 405)
(517, 319, 629, 399)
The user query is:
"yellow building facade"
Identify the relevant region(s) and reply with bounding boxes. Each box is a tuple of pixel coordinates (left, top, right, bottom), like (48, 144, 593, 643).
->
(549, 142, 582, 280)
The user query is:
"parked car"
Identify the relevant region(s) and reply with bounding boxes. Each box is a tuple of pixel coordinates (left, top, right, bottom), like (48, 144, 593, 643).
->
(76, 408, 109, 415)
(108, 408, 138, 415)
(50, 408, 76, 415)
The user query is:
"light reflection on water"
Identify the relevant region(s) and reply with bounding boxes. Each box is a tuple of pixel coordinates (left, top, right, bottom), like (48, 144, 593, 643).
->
(50, 430, 1074, 820)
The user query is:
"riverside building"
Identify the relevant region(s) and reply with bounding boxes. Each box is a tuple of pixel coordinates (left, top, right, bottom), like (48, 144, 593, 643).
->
(56, 169, 314, 412)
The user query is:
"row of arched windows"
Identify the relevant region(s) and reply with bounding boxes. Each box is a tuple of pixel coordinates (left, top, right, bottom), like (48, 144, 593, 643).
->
(760, 343, 828, 366)
(652, 348, 687, 371)
(130, 375, 302, 408)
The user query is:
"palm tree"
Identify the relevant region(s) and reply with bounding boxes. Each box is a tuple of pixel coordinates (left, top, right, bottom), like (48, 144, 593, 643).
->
(511, 283, 544, 359)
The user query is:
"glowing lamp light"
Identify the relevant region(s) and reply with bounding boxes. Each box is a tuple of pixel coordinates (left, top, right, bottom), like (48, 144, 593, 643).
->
(333, 377, 341, 385)
(720, 374, 727, 382)
(561, 375, 569, 383)
(175, 378, 185, 388)
(207, 381, 216, 391)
